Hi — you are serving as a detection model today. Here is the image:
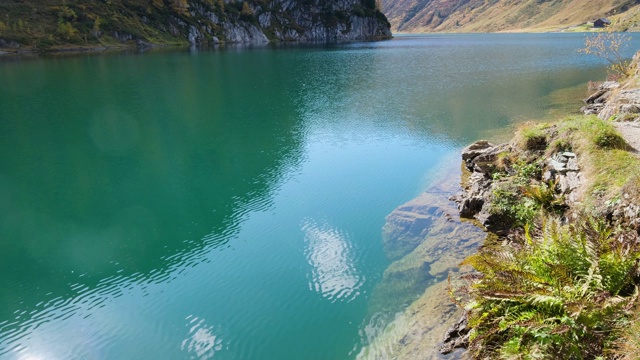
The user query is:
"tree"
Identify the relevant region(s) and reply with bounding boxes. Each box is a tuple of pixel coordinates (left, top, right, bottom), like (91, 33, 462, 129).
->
(172, 0, 190, 15)
(91, 16, 101, 39)
(241, 2, 253, 17)
(240, 2, 254, 22)
(580, 28, 632, 78)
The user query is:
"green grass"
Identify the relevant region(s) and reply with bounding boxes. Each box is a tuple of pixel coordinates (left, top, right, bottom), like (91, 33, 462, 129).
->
(557, 116, 640, 202)
(515, 123, 549, 151)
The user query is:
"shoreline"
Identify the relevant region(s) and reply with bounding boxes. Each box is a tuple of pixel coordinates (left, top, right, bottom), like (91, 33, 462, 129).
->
(0, 36, 397, 57)
(444, 56, 640, 357)
(363, 52, 640, 359)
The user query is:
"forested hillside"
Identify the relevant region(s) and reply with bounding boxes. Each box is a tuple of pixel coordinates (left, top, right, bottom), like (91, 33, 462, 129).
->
(0, 0, 391, 50)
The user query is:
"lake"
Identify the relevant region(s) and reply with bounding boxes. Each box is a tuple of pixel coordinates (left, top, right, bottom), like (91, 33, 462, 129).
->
(0, 33, 636, 359)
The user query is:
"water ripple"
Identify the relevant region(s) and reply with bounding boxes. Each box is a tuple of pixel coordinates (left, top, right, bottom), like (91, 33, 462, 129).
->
(302, 219, 364, 303)
(181, 315, 223, 360)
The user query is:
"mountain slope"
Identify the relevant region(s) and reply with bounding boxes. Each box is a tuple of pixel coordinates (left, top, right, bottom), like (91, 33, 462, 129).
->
(381, 0, 640, 33)
(0, 0, 391, 50)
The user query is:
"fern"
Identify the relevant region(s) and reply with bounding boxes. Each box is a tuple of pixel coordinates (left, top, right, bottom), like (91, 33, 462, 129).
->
(463, 214, 640, 359)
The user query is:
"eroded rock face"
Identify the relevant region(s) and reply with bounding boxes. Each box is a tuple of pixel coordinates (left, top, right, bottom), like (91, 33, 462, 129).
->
(22, 0, 391, 48)
(221, 21, 269, 43)
(582, 75, 640, 122)
(599, 88, 640, 121)
(182, 0, 392, 45)
(0, 38, 20, 49)
(453, 140, 509, 231)
(452, 141, 585, 232)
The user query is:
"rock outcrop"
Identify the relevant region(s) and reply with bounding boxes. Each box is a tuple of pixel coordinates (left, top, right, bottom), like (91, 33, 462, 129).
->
(581, 81, 621, 116)
(185, 0, 392, 45)
(582, 52, 640, 122)
(0, 0, 392, 51)
(439, 313, 470, 355)
(452, 138, 584, 233)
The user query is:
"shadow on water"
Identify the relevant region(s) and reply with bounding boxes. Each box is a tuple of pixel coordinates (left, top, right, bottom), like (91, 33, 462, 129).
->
(0, 50, 308, 328)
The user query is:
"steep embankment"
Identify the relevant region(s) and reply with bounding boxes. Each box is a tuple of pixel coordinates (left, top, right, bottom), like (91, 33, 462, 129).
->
(445, 55, 640, 358)
(361, 52, 640, 359)
(0, 0, 391, 53)
(381, 0, 640, 33)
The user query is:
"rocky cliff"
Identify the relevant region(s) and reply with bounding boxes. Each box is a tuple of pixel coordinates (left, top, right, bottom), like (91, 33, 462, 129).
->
(380, 0, 640, 33)
(0, 0, 391, 51)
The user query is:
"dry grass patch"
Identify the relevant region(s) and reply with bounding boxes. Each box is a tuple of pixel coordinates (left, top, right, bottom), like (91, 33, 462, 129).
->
(615, 310, 640, 360)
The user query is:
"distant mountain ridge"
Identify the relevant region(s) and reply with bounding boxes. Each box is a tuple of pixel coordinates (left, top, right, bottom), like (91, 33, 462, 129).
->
(0, 0, 391, 51)
(381, 0, 640, 33)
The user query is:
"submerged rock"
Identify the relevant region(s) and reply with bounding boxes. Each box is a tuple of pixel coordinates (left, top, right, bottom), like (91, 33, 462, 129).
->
(439, 313, 470, 355)
(362, 167, 486, 359)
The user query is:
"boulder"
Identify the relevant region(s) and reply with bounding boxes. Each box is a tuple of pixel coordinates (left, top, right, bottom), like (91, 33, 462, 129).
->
(439, 313, 470, 355)
(583, 82, 619, 116)
(599, 89, 640, 120)
(581, 103, 604, 115)
(461, 140, 494, 161)
(461, 141, 509, 175)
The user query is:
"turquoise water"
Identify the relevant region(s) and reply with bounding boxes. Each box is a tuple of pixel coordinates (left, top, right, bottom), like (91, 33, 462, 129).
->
(0, 33, 636, 359)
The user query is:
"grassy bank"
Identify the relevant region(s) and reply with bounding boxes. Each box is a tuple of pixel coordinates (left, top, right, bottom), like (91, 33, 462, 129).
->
(457, 115, 640, 358)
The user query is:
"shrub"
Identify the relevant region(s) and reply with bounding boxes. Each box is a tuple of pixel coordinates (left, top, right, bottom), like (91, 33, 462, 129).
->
(488, 160, 546, 227)
(463, 216, 640, 359)
(240, 2, 256, 23)
(56, 21, 79, 41)
(516, 125, 548, 151)
(489, 182, 538, 226)
(592, 125, 627, 149)
(511, 160, 541, 182)
(580, 31, 632, 78)
(523, 181, 566, 214)
(57, 6, 77, 22)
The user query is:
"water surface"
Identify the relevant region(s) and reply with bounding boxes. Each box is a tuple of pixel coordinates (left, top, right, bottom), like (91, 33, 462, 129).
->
(0, 33, 636, 359)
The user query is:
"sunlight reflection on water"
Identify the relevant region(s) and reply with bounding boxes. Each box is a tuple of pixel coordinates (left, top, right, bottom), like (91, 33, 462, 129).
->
(302, 219, 364, 303)
(181, 315, 223, 360)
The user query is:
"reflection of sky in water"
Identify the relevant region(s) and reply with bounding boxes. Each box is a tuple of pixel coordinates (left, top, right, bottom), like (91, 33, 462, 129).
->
(182, 316, 223, 360)
(303, 219, 363, 302)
